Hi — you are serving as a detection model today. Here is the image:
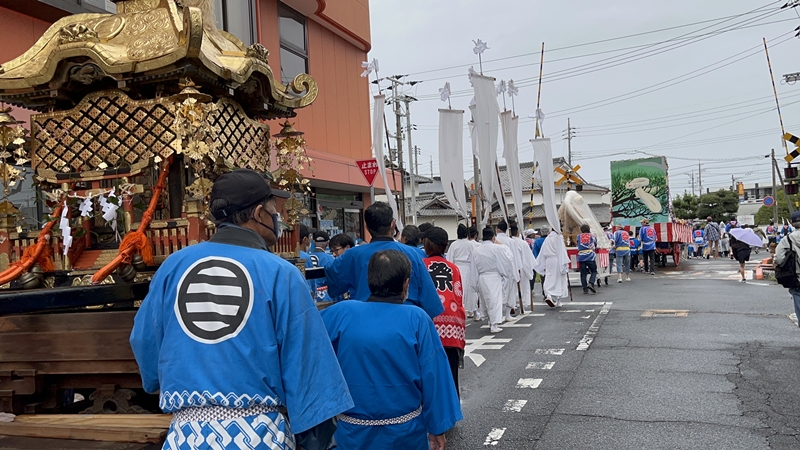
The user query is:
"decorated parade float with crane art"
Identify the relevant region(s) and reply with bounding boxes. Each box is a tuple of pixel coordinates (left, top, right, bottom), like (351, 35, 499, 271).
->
(0, 0, 318, 435)
(610, 156, 692, 267)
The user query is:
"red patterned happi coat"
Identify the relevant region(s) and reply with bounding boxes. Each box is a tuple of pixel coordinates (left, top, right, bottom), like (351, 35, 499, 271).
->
(423, 256, 466, 349)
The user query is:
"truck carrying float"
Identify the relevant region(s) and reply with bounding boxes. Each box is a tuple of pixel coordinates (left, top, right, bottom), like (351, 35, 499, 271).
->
(610, 156, 692, 266)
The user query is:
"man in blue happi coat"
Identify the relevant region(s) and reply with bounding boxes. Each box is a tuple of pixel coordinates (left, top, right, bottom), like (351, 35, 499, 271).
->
(321, 249, 462, 449)
(309, 230, 334, 302)
(130, 169, 353, 450)
(325, 202, 443, 318)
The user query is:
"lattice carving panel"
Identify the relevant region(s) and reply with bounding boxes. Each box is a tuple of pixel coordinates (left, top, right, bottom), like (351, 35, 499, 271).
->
(208, 99, 270, 172)
(31, 90, 270, 179)
(31, 90, 177, 177)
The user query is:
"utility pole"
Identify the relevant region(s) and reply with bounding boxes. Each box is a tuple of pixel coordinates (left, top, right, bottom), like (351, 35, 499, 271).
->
(388, 78, 406, 222)
(689, 172, 695, 196)
(564, 118, 576, 166)
(430, 156, 433, 178)
(401, 94, 418, 224)
(698, 162, 702, 195)
(731, 174, 735, 192)
(385, 75, 420, 224)
(772, 149, 779, 224)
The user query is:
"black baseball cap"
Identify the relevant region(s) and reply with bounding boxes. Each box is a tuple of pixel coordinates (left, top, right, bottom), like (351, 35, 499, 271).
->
(419, 226, 448, 246)
(210, 169, 290, 220)
(314, 230, 330, 242)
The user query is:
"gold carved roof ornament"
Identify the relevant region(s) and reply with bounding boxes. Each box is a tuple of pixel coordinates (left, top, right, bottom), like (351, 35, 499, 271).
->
(0, 0, 317, 118)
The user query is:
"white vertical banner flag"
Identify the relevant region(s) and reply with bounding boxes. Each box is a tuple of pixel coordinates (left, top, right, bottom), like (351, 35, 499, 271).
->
(472, 74, 501, 229)
(438, 109, 470, 219)
(501, 111, 524, 221)
(372, 95, 403, 231)
(531, 138, 561, 234)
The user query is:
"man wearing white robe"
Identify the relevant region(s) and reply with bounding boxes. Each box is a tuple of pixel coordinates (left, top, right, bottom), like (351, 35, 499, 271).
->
(471, 227, 514, 333)
(533, 228, 570, 308)
(495, 220, 520, 322)
(510, 223, 535, 312)
(447, 224, 479, 320)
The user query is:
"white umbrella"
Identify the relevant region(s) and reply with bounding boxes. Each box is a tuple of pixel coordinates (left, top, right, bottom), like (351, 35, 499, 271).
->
(729, 228, 764, 248)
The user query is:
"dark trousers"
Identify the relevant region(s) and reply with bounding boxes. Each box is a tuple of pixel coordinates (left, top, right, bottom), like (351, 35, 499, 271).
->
(579, 260, 598, 290)
(445, 347, 460, 398)
(643, 250, 656, 273)
(631, 254, 639, 270)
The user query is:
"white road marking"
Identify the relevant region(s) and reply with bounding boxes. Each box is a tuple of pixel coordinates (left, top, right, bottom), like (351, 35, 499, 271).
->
(584, 309, 596, 312)
(535, 348, 564, 355)
(561, 310, 582, 313)
(516, 378, 543, 389)
(791, 313, 798, 327)
(581, 315, 592, 319)
(502, 400, 528, 412)
(577, 302, 612, 351)
(484, 428, 506, 446)
(464, 335, 512, 367)
(564, 302, 607, 305)
(526, 361, 555, 370)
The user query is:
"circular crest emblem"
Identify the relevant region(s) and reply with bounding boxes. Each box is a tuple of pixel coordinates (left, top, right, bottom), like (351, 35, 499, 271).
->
(174, 257, 254, 344)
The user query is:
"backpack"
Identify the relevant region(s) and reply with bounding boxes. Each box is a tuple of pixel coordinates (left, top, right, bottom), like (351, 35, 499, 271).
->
(775, 236, 800, 289)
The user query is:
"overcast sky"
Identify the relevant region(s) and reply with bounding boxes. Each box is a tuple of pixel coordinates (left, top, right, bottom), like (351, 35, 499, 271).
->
(367, 0, 800, 196)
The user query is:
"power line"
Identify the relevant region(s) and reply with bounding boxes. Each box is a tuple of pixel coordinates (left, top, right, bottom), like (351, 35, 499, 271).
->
(414, 4, 788, 100)
(406, 1, 783, 78)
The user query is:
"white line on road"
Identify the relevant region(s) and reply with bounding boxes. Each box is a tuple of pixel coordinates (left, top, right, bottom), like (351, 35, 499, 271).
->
(484, 428, 506, 445)
(561, 310, 583, 313)
(581, 315, 592, 319)
(535, 348, 565, 355)
(516, 378, 543, 388)
(526, 361, 555, 369)
(576, 302, 612, 351)
(464, 335, 512, 367)
(502, 400, 528, 412)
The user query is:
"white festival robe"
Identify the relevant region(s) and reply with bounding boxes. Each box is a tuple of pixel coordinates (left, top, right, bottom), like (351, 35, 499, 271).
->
(470, 240, 514, 325)
(532, 232, 570, 299)
(512, 235, 535, 307)
(495, 232, 520, 309)
(447, 238, 479, 313)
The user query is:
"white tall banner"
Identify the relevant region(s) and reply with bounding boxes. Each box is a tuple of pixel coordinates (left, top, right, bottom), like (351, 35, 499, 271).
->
(438, 109, 470, 219)
(501, 111, 524, 222)
(472, 74, 501, 229)
(372, 95, 403, 231)
(531, 138, 561, 234)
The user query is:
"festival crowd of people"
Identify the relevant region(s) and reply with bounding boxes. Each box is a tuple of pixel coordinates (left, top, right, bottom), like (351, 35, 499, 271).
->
(128, 169, 790, 450)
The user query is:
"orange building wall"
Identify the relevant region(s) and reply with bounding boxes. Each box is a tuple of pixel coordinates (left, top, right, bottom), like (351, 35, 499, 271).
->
(259, 0, 376, 190)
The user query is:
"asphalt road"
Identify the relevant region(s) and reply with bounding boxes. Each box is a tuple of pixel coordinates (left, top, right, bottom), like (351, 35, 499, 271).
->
(448, 255, 800, 450)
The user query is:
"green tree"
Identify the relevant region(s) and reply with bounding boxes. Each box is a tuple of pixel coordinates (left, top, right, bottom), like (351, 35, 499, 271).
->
(695, 190, 739, 222)
(672, 192, 699, 220)
(754, 190, 800, 225)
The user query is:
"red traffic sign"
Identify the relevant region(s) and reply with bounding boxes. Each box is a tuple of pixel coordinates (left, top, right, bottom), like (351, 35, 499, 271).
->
(356, 159, 379, 186)
(763, 195, 775, 207)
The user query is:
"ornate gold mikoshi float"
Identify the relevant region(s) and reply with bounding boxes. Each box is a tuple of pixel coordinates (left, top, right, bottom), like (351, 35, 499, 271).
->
(0, 0, 317, 419)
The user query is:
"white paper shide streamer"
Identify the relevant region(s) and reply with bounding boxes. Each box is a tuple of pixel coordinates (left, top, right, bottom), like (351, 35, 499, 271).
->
(531, 138, 561, 234)
(59, 201, 71, 256)
(372, 95, 403, 231)
(501, 111, 524, 221)
(79, 197, 93, 218)
(100, 187, 120, 239)
(438, 109, 469, 219)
